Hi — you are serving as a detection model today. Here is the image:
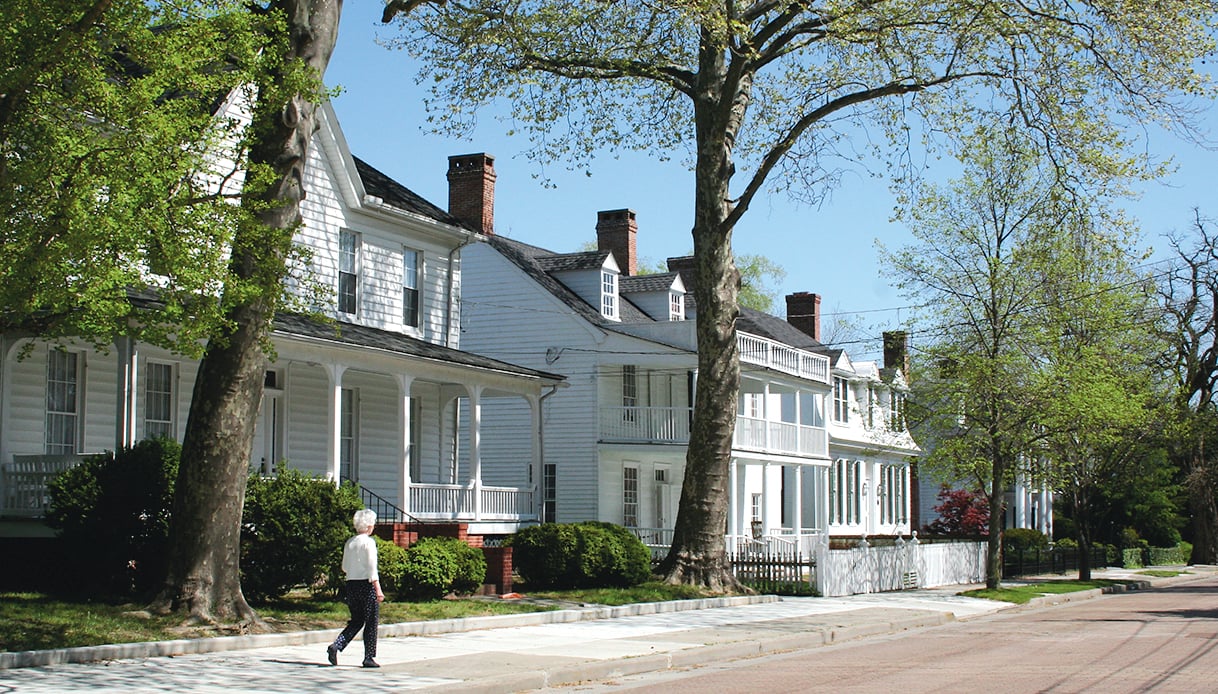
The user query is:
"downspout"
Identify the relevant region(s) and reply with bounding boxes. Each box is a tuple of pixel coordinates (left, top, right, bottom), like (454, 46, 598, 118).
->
(444, 235, 475, 348)
(536, 383, 562, 520)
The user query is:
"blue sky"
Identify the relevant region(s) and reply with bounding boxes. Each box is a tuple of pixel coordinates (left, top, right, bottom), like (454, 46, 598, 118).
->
(324, 10, 1218, 360)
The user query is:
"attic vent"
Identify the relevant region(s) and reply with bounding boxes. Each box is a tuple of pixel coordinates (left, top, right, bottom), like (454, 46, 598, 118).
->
(264, 369, 280, 390)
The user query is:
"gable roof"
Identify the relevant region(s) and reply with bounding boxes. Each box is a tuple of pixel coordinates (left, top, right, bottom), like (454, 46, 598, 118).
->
(483, 234, 654, 324)
(352, 156, 470, 229)
(737, 306, 828, 353)
(535, 250, 615, 273)
(621, 272, 682, 294)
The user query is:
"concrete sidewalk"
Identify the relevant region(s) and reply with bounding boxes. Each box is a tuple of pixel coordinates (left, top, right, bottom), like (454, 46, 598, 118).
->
(2, 567, 1209, 693)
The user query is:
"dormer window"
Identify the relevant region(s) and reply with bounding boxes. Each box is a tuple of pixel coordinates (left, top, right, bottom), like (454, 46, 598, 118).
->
(669, 291, 684, 321)
(833, 376, 850, 423)
(601, 270, 618, 319)
(889, 391, 906, 431)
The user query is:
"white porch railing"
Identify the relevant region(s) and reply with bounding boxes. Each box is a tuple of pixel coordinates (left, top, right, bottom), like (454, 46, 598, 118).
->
(408, 482, 535, 521)
(600, 407, 691, 443)
(734, 417, 828, 457)
(738, 332, 831, 384)
(600, 407, 829, 459)
(2, 454, 87, 518)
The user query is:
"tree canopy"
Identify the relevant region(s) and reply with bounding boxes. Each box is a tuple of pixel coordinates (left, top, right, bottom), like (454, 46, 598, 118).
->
(385, 0, 1218, 588)
(0, 0, 276, 353)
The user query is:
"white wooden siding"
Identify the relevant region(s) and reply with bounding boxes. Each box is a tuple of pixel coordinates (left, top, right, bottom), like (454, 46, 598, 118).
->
(460, 243, 603, 521)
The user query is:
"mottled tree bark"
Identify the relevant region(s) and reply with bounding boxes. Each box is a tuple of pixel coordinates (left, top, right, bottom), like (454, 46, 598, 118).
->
(656, 26, 747, 593)
(151, 0, 343, 625)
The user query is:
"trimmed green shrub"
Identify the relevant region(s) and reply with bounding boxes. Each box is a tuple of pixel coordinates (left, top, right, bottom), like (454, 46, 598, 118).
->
(1147, 543, 1191, 566)
(46, 438, 179, 596)
(509, 522, 650, 589)
(1004, 528, 1048, 553)
(1054, 537, 1078, 549)
(241, 468, 363, 602)
(400, 537, 459, 600)
(373, 537, 410, 598)
(510, 523, 582, 589)
(448, 539, 488, 595)
(1122, 547, 1145, 569)
(577, 522, 651, 587)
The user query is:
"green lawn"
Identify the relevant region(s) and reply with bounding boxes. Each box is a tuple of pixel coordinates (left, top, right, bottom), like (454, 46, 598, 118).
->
(1, 582, 710, 653)
(961, 579, 1128, 604)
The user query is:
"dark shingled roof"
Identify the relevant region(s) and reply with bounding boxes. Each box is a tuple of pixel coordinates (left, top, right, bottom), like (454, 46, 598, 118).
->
(273, 313, 564, 382)
(353, 156, 471, 230)
(737, 306, 829, 354)
(535, 250, 613, 273)
(484, 235, 653, 324)
(620, 273, 680, 294)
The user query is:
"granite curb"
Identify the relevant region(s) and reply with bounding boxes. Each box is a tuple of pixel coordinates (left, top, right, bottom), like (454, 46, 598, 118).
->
(0, 594, 779, 670)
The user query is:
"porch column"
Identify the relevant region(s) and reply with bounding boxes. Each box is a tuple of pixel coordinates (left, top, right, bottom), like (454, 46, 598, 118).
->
(762, 461, 772, 536)
(466, 384, 484, 520)
(397, 374, 414, 517)
(728, 458, 739, 538)
(794, 464, 804, 538)
(325, 364, 347, 484)
(528, 393, 542, 517)
(1015, 474, 1028, 529)
(115, 337, 138, 449)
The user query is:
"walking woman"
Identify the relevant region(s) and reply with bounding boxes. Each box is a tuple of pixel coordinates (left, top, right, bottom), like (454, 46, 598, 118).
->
(327, 508, 384, 668)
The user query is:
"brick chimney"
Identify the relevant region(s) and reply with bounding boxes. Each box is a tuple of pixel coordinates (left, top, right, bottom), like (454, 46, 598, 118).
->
(596, 209, 638, 276)
(447, 153, 495, 235)
(666, 255, 696, 290)
(883, 330, 910, 379)
(786, 292, 821, 341)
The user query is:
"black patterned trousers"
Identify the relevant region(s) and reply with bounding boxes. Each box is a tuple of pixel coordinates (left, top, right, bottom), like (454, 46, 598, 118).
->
(331, 579, 379, 659)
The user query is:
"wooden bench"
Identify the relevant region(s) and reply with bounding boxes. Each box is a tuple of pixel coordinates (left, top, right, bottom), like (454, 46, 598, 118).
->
(2, 454, 85, 518)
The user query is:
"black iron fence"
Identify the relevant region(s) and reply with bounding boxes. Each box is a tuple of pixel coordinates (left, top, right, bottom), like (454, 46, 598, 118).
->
(1003, 546, 1107, 577)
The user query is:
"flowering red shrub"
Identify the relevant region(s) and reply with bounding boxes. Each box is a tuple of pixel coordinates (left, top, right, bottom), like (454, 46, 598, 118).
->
(926, 486, 990, 536)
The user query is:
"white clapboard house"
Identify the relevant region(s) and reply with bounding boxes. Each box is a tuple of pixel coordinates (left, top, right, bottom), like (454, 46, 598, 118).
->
(0, 104, 564, 544)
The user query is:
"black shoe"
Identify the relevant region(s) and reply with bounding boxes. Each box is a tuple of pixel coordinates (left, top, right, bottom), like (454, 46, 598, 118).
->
(326, 645, 338, 666)
(362, 658, 380, 668)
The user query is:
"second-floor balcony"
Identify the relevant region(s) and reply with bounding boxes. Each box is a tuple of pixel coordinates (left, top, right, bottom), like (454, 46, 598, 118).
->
(600, 407, 828, 459)
(739, 333, 830, 384)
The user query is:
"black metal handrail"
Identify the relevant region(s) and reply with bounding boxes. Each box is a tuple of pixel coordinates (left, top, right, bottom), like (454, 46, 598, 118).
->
(344, 479, 425, 526)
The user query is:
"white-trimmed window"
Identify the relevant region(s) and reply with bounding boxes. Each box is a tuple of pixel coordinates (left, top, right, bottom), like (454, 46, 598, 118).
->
(601, 270, 618, 319)
(669, 291, 684, 321)
(144, 361, 175, 440)
(622, 365, 638, 422)
(829, 458, 861, 525)
(880, 464, 907, 524)
(340, 387, 358, 481)
(46, 349, 81, 454)
(407, 396, 421, 482)
(403, 247, 420, 328)
(623, 464, 639, 526)
(542, 463, 557, 524)
(338, 230, 360, 315)
(889, 391, 906, 431)
(832, 377, 850, 423)
(654, 467, 671, 527)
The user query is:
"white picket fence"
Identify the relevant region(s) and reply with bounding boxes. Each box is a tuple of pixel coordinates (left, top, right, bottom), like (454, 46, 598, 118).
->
(814, 536, 986, 597)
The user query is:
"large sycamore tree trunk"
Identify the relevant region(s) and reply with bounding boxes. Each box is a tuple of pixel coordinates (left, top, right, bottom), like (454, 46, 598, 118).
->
(656, 25, 747, 593)
(151, 0, 343, 625)
(1187, 438, 1218, 565)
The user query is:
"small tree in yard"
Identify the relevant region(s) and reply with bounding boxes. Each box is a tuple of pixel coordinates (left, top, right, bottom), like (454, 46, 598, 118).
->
(926, 487, 990, 537)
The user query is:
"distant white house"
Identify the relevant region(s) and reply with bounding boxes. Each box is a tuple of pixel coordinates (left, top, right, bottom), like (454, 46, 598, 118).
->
(0, 104, 563, 537)
(432, 154, 920, 552)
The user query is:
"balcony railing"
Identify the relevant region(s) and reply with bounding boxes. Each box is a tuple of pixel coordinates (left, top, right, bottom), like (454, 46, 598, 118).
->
(734, 417, 829, 458)
(600, 406, 691, 443)
(738, 333, 830, 384)
(600, 407, 828, 458)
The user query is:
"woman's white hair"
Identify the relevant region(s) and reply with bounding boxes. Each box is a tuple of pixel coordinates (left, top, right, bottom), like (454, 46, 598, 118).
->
(352, 508, 377, 533)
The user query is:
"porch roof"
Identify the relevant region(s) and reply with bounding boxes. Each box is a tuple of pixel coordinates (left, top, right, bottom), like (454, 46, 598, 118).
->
(273, 313, 565, 384)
